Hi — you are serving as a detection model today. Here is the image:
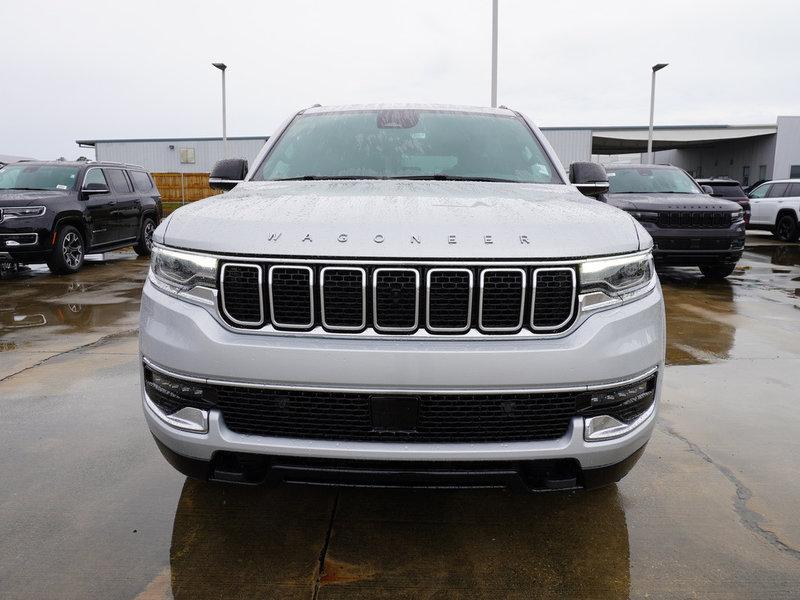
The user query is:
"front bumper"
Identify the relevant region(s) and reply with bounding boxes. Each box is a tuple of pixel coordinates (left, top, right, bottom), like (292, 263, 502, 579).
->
(649, 226, 745, 266)
(140, 278, 665, 482)
(0, 223, 54, 263)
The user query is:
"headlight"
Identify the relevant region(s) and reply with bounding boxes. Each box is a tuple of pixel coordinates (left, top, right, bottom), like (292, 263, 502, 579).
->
(731, 209, 743, 221)
(580, 252, 655, 308)
(150, 245, 217, 294)
(0, 206, 46, 219)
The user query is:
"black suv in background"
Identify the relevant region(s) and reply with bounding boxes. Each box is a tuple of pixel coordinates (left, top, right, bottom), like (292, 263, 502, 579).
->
(695, 178, 751, 224)
(603, 164, 746, 279)
(0, 161, 161, 274)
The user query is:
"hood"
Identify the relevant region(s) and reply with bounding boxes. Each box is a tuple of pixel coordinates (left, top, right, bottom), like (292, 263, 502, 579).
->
(0, 189, 71, 207)
(606, 192, 742, 212)
(160, 180, 642, 259)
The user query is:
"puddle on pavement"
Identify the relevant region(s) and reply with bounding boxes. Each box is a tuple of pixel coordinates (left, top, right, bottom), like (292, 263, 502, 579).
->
(0, 253, 150, 351)
(654, 242, 800, 366)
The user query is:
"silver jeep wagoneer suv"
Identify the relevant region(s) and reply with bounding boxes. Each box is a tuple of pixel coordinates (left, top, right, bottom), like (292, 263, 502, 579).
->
(140, 104, 665, 491)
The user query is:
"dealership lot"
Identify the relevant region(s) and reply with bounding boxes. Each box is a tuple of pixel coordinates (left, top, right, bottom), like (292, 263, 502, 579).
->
(1, 234, 799, 599)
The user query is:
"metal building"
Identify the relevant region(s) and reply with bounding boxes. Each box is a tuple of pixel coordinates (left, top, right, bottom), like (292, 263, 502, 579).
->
(541, 116, 800, 186)
(76, 136, 268, 173)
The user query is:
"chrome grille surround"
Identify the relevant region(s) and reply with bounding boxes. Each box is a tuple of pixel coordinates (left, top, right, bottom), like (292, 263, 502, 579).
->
(219, 263, 265, 327)
(320, 266, 367, 331)
(425, 268, 474, 333)
(530, 267, 577, 332)
(213, 257, 594, 337)
(268, 265, 314, 329)
(478, 268, 526, 333)
(372, 268, 420, 333)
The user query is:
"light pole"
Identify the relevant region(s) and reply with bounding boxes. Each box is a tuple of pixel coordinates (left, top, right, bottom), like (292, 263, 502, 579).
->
(647, 63, 668, 164)
(490, 0, 498, 107)
(212, 62, 227, 159)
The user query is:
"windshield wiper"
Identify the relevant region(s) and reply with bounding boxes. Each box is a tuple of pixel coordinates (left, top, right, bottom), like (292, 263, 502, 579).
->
(388, 174, 522, 183)
(271, 175, 383, 181)
(1, 187, 49, 191)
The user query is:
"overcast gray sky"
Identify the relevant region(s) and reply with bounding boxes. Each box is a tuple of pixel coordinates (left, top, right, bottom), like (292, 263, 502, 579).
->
(2, 0, 798, 160)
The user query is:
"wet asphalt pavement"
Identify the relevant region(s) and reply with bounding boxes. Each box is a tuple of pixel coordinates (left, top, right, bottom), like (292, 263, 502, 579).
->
(1, 233, 799, 599)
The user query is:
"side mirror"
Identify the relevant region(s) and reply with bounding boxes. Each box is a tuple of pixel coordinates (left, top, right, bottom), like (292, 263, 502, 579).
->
(82, 182, 109, 194)
(209, 158, 248, 191)
(569, 162, 609, 197)
(701, 185, 715, 195)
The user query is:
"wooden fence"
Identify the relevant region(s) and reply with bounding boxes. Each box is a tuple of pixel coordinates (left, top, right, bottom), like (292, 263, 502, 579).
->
(151, 172, 222, 214)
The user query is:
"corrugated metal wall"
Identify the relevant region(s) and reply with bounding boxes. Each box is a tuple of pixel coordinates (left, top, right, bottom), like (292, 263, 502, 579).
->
(540, 129, 593, 170)
(94, 138, 267, 173)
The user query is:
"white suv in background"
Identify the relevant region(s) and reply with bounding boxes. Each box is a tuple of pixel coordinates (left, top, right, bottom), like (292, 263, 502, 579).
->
(747, 180, 800, 241)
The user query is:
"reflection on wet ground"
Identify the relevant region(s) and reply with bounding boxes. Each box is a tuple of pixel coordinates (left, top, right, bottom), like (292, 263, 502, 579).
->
(661, 237, 800, 365)
(1, 236, 799, 599)
(169, 482, 630, 599)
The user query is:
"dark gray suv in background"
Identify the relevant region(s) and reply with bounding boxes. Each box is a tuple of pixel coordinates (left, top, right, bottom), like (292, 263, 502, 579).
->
(0, 161, 161, 274)
(604, 164, 745, 279)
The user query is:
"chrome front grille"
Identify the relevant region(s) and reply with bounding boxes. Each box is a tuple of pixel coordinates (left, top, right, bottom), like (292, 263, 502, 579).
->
(219, 261, 578, 335)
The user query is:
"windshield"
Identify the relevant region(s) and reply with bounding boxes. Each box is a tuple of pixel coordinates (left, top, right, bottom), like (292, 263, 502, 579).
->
(253, 110, 561, 184)
(607, 167, 702, 194)
(0, 164, 80, 191)
(706, 183, 746, 198)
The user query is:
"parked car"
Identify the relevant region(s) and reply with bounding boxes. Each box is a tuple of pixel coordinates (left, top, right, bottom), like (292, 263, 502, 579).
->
(695, 178, 751, 224)
(140, 104, 665, 492)
(603, 164, 746, 279)
(746, 179, 800, 242)
(0, 161, 161, 274)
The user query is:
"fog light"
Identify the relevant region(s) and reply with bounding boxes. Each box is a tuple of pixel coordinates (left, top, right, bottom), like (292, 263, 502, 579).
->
(143, 365, 213, 433)
(584, 404, 655, 441)
(581, 372, 658, 442)
(145, 397, 209, 433)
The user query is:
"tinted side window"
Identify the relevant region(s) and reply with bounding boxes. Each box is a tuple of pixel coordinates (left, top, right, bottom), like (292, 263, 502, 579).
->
(105, 169, 131, 193)
(128, 170, 153, 192)
(767, 183, 789, 198)
(749, 184, 770, 199)
(787, 183, 800, 197)
(83, 168, 107, 187)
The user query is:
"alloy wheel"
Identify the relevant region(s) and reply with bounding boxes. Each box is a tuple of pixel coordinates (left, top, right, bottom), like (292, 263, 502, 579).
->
(144, 221, 155, 250)
(62, 232, 83, 269)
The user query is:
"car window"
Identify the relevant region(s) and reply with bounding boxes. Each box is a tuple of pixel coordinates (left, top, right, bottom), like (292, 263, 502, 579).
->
(749, 184, 770, 199)
(83, 168, 107, 187)
(254, 109, 562, 184)
(708, 183, 746, 198)
(0, 164, 79, 191)
(786, 183, 800, 197)
(105, 169, 131, 193)
(128, 170, 153, 192)
(767, 183, 789, 198)
(607, 167, 701, 194)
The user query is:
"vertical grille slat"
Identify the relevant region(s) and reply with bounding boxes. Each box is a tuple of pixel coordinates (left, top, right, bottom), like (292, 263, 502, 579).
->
(426, 269, 473, 332)
(531, 268, 576, 331)
(321, 267, 366, 331)
(479, 268, 525, 332)
(220, 263, 264, 326)
(268, 266, 314, 329)
(373, 268, 419, 332)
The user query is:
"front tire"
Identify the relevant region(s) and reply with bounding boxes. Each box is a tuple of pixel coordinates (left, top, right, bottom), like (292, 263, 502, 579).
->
(47, 225, 85, 275)
(134, 216, 156, 257)
(699, 263, 737, 279)
(774, 213, 799, 242)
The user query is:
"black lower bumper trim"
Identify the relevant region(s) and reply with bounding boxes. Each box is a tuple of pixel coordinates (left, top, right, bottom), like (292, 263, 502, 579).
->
(153, 435, 648, 492)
